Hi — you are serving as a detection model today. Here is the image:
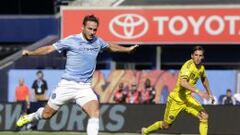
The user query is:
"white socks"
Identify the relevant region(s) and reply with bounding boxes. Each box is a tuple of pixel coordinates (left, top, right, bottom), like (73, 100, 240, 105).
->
(28, 107, 44, 121)
(87, 118, 99, 135)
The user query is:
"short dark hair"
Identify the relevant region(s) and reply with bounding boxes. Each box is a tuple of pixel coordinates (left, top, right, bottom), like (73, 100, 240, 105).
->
(227, 89, 232, 93)
(83, 15, 99, 26)
(36, 70, 43, 75)
(192, 46, 204, 54)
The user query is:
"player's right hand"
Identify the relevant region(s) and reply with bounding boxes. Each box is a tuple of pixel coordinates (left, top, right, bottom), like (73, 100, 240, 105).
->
(22, 50, 30, 56)
(209, 95, 215, 104)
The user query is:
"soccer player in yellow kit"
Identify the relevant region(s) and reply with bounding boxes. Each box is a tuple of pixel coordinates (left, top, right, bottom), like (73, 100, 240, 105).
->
(142, 46, 214, 135)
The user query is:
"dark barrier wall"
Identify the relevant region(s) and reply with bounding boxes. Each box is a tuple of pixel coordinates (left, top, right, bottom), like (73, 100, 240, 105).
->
(0, 103, 240, 134)
(0, 0, 55, 14)
(0, 16, 59, 42)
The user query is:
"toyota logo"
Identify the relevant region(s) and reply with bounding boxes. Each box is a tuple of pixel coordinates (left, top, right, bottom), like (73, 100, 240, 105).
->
(109, 14, 148, 39)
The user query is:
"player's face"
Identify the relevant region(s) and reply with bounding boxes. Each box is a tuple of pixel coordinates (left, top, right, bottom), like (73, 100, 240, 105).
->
(191, 50, 204, 65)
(82, 21, 98, 41)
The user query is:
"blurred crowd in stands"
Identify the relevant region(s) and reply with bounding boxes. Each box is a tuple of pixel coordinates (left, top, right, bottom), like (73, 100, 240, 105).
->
(113, 78, 156, 104)
(15, 72, 240, 106)
(15, 70, 48, 116)
(15, 70, 48, 103)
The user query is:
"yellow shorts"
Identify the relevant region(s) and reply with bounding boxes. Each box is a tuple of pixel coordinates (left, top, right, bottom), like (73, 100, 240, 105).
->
(163, 95, 204, 124)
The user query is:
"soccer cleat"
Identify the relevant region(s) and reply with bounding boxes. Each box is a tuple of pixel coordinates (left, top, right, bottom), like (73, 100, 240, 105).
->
(16, 115, 31, 127)
(141, 127, 148, 135)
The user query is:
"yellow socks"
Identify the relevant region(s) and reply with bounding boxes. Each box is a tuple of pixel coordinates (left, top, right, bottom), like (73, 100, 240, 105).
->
(199, 120, 208, 135)
(144, 121, 163, 134)
(144, 120, 207, 135)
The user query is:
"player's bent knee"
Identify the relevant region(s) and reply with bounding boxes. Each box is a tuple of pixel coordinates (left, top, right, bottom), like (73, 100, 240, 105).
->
(202, 112, 208, 119)
(199, 112, 208, 122)
(89, 109, 99, 118)
(83, 100, 100, 118)
(162, 121, 170, 129)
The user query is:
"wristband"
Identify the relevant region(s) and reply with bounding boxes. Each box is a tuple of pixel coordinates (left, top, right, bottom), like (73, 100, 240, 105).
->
(195, 89, 200, 94)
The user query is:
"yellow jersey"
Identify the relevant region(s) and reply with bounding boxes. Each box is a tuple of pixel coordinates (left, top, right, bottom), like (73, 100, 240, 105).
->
(170, 59, 206, 102)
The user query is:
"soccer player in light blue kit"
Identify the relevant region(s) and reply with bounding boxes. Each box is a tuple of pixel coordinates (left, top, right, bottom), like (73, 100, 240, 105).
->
(16, 15, 139, 135)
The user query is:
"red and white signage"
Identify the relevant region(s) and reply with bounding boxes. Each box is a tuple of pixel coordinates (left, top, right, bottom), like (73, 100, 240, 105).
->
(61, 6, 240, 44)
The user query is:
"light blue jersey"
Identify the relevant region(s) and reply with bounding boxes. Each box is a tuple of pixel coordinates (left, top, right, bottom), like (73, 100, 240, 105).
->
(53, 33, 109, 83)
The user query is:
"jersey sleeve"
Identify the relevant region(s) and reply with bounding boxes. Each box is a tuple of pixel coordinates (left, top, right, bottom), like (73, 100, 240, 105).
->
(179, 63, 191, 80)
(52, 36, 72, 53)
(98, 37, 109, 50)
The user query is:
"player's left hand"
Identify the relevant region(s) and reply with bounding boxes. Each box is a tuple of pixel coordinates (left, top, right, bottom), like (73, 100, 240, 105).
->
(129, 44, 139, 52)
(22, 50, 30, 56)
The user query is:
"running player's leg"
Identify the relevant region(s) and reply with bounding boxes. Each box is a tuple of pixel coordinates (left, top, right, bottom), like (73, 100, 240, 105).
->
(198, 111, 208, 135)
(142, 97, 184, 135)
(75, 87, 99, 135)
(16, 100, 58, 127)
(185, 97, 208, 135)
(16, 79, 74, 127)
(83, 100, 100, 135)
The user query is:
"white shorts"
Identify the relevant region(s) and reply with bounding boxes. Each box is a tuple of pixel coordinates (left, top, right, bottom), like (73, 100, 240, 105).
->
(48, 79, 98, 110)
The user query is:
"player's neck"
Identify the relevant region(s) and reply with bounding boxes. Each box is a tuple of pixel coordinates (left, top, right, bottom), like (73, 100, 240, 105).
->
(82, 32, 94, 42)
(195, 63, 202, 68)
(191, 59, 202, 68)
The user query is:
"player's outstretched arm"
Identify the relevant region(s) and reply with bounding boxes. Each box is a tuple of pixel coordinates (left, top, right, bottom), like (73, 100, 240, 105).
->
(180, 78, 210, 100)
(108, 43, 139, 53)
(22, 45, 56, 56)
